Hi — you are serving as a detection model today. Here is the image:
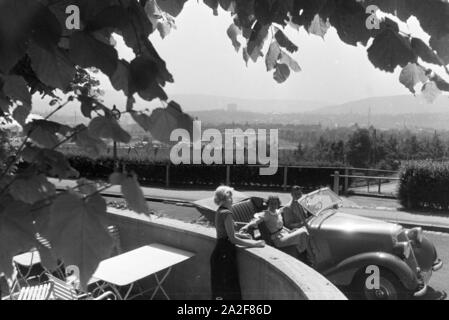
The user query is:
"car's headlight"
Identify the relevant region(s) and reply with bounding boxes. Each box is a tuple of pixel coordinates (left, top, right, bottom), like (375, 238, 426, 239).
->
(407, 227, 423, 244)
(394, 241, 411, 259)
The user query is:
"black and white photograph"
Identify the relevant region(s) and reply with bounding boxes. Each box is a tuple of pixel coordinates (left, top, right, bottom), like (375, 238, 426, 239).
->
(0, 0, 448, 305)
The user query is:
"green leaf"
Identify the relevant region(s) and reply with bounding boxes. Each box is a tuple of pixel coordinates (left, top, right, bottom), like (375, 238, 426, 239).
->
(144, 0, 177, 40)
(399, 63, 428, 94)
(156, 0, 188, 17)
(429, 35, 449, 65)
(242, 47, 250, 66)
(411, 38, 442, 66)
(246, 22, 269, 62)
(129, 56, 159, 92)
(12, 104, 31, 126)
(227, 23, 241, 52)
(44, 192, 113, 289)
(78, 95, 107, 119)
(130, 111, 155, 132)
(110, 60, 130, 96)
(0, 200, 35, 278)
(128, 54, 169, 101)
(430, 73, 449, 92)
(137, 82, 168, 102)
(28, 40, 76, 91)
(273, 63, 290, 83)
(278, 51, 301, 72)
(0, 0, 52, 72)
(141, 101, 195, 143)
(9, 174, 56, 204)
(274, 28, 298, 53)
(308, 14, 330, 38)
(157, 18, 175, 39)
(23, 120, 70, 149)
(421, 81, 441, 104)
(204, 0, 219, 15)
(0, 95, 11, 114)
(368, 29, 417, 73)
(117, 2, 153, 53)
(109, 173, 150, 215)
(69, 31, 118, 77)
(22, 146, 79, 179)
(73, 124, 107, 157)
(219, 0, 235, 12)
(2, 75, 31, 107)
(88, 115, 131, 143)
(329, 1, 372, 46)
(265, 41, 281, 71)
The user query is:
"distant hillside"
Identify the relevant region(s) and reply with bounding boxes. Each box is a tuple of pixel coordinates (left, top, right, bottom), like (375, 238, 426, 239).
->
(169, 94, 330, 113)
(315, 94, 449, 115)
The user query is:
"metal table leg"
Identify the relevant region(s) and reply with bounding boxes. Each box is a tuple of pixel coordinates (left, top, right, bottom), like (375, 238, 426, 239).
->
(151, 267, 172, 300)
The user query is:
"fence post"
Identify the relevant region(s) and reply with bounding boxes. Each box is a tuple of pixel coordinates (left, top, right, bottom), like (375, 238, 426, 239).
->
(344, 168, 349, 194)
(333, 171, 340, 195)
(283, 166, 288, 191)
(226, 165, 231, 186)
(165, 163, 170, 188)
(378, 178, 381, 194)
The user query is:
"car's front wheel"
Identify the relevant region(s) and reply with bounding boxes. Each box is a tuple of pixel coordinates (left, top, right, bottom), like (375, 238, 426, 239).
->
(353, 268, 410, 300)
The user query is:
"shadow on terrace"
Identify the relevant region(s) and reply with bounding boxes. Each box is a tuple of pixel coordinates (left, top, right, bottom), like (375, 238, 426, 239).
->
(1, 207, 346, 300)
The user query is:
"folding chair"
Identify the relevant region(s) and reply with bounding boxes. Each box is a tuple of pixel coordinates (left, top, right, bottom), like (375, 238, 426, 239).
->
(47, 274, 116, 300)
(17, 282, 53, 300)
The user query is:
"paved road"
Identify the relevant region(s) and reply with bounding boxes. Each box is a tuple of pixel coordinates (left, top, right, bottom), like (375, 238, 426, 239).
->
(106, 197, 448, 300)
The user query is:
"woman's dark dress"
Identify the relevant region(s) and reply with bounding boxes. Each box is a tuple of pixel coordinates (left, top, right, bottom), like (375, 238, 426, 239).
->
(210, 206, 242, 300)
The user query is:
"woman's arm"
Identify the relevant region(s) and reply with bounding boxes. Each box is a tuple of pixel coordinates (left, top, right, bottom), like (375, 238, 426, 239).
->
(240, 213, 264, 232)
(224, 214, 265, 248)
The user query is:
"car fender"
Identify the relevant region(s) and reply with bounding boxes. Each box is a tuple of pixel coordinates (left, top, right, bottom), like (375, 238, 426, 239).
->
(322, 252, 418, 290)
(412, 235, 437, 272)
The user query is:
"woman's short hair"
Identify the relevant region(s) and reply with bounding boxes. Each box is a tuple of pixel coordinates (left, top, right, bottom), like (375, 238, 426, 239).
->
(214, 185, 234, 206)
(267, 195, 280, 206)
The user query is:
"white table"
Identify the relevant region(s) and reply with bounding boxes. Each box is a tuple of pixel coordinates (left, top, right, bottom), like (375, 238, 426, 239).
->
(92, 243, 195, 300)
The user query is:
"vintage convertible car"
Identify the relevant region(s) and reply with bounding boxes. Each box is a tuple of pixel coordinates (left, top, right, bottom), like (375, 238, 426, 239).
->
(194, 188, 443, 300)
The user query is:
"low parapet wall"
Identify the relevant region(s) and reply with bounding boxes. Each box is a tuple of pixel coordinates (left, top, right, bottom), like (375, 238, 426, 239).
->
(106, 208, 346, 300)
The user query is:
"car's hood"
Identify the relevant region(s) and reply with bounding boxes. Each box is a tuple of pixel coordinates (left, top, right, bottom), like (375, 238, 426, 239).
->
(311, 210, 403, 236)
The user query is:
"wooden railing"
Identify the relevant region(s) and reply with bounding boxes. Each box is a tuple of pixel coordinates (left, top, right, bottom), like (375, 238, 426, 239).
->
(331, 171, 400, 197)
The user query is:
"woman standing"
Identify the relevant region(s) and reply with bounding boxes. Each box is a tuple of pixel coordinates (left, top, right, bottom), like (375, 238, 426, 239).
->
(210, 186, 265, 300)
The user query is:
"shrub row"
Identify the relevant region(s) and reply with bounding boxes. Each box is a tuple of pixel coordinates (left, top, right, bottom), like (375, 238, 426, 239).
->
(398, 161, 449, 210)
(62, 156, 344, 191)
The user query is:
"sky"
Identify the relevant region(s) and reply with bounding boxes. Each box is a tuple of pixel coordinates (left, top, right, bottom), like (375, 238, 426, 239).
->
(129, 2, 419, 104)
(33, 1, 449, 116)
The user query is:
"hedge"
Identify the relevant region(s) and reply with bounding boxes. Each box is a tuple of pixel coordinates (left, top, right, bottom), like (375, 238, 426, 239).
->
(398, 161, 449, 210)
(53, 156, 344, 191)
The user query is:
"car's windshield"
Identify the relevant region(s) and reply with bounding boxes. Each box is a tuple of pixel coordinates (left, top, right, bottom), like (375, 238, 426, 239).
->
(299, 188, 342, 216)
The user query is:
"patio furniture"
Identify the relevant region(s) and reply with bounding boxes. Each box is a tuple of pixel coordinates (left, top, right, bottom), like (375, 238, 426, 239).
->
(91, 243, 195, 300)
(46, 274, 116, 300)
(3, 282, 54, 300)
(11, 225, 121, 287)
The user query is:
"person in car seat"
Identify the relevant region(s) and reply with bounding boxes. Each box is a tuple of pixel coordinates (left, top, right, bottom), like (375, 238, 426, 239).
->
(240, 195, 310, 257)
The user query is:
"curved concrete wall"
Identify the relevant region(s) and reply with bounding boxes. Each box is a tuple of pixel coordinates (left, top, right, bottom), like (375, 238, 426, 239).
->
(106, 208, 346, 300)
